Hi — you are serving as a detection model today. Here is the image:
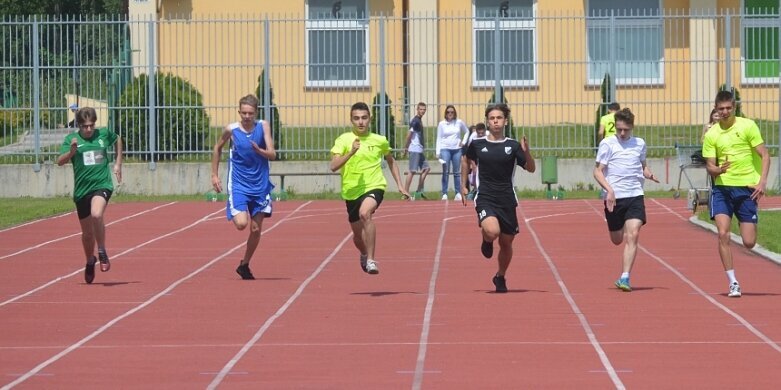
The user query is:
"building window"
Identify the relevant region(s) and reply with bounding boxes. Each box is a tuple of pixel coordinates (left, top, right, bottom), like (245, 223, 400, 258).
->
(742, 0, 779, 84)
(586, 0, 663, 85)
(472, 0, 537, 87)
(306, 0, 369, 87)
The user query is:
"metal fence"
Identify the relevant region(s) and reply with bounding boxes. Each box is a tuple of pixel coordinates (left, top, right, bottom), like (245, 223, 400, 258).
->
(1, 11, 779, 170)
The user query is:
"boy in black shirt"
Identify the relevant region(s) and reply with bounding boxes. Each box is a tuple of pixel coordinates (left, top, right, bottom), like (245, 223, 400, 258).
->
(461, 103, 535, 293)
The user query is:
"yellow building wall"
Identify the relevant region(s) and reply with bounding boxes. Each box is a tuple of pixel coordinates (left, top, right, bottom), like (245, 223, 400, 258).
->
(155, 0, 405, 128)
(143, 0, 776, 131)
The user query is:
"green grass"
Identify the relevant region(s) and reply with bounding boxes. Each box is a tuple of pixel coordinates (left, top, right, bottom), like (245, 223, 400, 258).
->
(697, 208, 781, 254)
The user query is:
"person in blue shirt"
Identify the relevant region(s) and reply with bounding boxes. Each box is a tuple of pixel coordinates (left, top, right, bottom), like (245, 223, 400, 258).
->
(211, 94, 276, 280)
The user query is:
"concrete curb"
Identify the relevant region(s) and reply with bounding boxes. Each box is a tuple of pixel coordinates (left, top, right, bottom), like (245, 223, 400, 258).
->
(688, 216, 781, 266)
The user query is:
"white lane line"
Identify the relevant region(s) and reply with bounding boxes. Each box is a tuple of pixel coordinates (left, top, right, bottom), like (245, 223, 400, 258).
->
(411, 203, 450, 390)
(521, 205, 626, 390)
(0, 202, 177, 261)
(0, 213, 72, 233)
(0, 207, 220, 308)
(0, 202, 312, 390)
(206, 227, 352, 389)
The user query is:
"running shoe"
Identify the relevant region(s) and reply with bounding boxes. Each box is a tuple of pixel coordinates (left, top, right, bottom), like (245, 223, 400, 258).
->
(236, 263, 255, 280)
(365, 259, 379, 275)
(98, 250, 110, 272)
(492, 275, 508, 293)
(441, 194, 448, 201)
(454, 193, 463, 201)
(728, 282, 741, 298)
(615, 277, 632, 292)
(84, 256, 96, 284)
(360, 254, 368, 272)
(417, 192, 428, 200)
(480, 240, 493, 259)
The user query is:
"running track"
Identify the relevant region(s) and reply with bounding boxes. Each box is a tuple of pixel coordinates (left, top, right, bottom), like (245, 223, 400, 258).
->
(1, 197, 780, 389)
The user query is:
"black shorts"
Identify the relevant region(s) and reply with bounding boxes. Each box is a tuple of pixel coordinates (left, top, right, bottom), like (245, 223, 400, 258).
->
(475, 199, 519, 235)
(345, 189, 385, 223)
(604, 195, 646, 232)
(75, 189, 113, 220)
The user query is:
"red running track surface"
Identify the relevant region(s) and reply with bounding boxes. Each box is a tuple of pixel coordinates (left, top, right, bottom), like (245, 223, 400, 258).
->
(1, 197, 780, 389)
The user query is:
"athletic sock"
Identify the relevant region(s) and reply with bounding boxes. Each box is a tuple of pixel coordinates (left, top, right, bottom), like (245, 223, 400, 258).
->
(620, 272, 630, 280)
(726, 269, 738, 284)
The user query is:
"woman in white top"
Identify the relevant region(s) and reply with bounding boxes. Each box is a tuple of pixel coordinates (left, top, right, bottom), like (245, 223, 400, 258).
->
(436, 105, 469, 200)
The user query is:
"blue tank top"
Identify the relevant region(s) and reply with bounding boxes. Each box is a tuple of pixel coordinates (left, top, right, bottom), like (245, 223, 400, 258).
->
(227, 121, 274, 197)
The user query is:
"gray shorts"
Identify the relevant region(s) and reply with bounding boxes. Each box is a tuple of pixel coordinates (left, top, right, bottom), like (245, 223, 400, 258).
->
(408, 152, 430, 172)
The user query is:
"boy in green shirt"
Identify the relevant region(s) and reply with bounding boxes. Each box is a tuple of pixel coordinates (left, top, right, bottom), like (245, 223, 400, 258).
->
(702, 90, 770, 298)
(598, 102, 620, 140)
(57, 107, 123, 284)
(330, 102, 410, 274)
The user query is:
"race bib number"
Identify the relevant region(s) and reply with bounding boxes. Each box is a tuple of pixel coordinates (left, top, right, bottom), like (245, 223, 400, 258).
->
(83, 151, 96, 165)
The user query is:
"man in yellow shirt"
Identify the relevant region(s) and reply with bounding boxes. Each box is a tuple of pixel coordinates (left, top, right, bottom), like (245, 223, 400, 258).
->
(330, 102, 410, 274)
(702, 90, 770, 298)
(598, 102, 620, 140)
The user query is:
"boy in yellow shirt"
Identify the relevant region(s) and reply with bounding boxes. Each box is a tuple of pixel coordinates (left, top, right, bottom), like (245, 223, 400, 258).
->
(702, 90, 770, 298)
(330, 102, 410, 274)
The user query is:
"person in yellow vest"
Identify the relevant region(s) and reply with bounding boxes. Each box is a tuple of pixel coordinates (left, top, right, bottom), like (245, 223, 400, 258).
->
(598, 102, 621, 140)
(330, 102, 410, 275)
(702, 90, 771, 298)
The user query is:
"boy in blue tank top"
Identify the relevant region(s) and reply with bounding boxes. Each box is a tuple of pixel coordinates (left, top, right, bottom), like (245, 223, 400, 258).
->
(211, 94, 276, 280)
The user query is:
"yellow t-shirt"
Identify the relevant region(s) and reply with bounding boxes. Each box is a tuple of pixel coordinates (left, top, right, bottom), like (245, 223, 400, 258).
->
(600, 113, 616, 138)
(330, 131, 390, 200)
(702, 117, 764, 186)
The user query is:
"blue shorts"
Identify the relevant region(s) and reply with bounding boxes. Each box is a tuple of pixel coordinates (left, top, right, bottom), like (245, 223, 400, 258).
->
(709, 186, 758, 223)
(227, 192, 272, 220)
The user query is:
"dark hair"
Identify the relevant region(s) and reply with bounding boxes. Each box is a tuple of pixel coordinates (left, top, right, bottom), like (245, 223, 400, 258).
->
(351, 101, 370, 114)
(715, 90, 735, 105)
(485, 103, 510, 119)
(475, 122, 486, 131)
(607, 102, 620, 111)
(614, 108, 634, 126)
(75, 107, 97, 124)
(238, 94, 259, 109)
(417, 102, 427, 108)
(444, 104, 457, 119)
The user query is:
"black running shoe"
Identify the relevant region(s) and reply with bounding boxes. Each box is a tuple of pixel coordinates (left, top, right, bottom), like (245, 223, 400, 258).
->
(492, 275, 508, 293)
(481, 240, 493, 259)
(236, 263, 255, 280)
(85, 256, 96, 284)
(98, 250, 110, 272)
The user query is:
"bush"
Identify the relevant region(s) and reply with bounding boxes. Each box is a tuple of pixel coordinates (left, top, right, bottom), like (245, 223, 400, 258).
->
(255, 69, 282, 159)
(116, 73, 210, 160)
(371, 92, 396, 149)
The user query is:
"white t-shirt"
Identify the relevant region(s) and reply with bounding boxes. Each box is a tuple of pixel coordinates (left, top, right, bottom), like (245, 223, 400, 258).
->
(595, 136, 647, 199)
(408, 128, 424, 153)
(435, 119, 469, 155)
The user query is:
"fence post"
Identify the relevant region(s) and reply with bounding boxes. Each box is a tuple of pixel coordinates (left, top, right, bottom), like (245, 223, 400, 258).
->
(725, 11, 731, 91)
(32, 17, 41, 172)
(379, 16, 387, 138)
(777, 12, 781, 190)
(147, 19, 157, 170)
(493, 13, 501, 103)
(609, 10, 616, 103)
(263, 17, 271, 126)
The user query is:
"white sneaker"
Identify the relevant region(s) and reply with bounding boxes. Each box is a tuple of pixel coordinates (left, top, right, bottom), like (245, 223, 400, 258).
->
(365, 259, 379, 275)
(441, 194, 448, 201)
(728, 282, 741, 298)
(454, 193, 462, 201)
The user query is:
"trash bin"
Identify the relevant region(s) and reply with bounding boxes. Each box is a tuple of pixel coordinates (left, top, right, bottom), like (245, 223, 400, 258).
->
(541, 156, 558, 185)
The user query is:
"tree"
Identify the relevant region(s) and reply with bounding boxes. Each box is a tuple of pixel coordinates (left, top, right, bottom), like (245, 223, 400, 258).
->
(488, 85, 514, 138)
(116, 73, 211, 160)
(255, 69, 282, 159)
(371, 92, 396, 152)
(594, 72, 613, 148)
